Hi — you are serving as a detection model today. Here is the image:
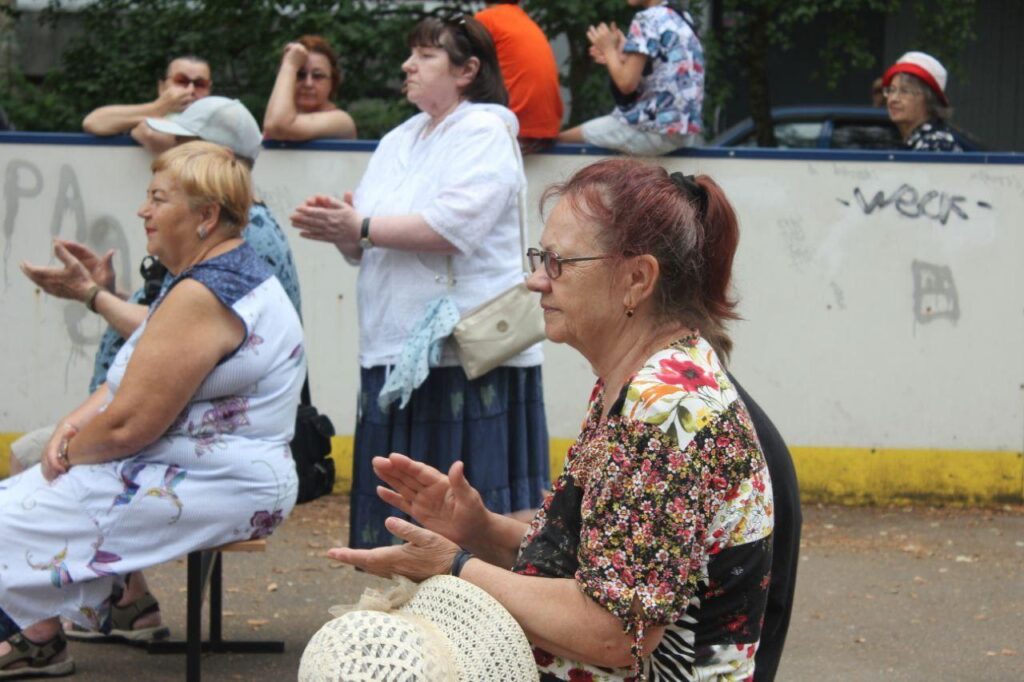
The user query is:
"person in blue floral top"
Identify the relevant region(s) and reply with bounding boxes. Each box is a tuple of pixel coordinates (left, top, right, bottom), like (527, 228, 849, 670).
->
(559, 1, 703, 156)
(326, 158, 777, 682)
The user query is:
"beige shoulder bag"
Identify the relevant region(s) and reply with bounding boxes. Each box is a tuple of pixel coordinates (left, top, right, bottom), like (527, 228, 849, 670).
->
(451, 125, 545, 380)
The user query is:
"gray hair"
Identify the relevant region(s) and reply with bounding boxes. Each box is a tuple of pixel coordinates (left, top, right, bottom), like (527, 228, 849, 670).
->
(894, 72, 952, 121)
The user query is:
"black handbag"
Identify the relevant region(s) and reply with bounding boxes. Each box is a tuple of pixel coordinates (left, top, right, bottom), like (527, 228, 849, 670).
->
(291, 378, 336, 504)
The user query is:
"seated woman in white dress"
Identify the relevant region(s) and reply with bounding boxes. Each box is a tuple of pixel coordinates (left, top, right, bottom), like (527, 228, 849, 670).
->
(0, 141, 304, 679)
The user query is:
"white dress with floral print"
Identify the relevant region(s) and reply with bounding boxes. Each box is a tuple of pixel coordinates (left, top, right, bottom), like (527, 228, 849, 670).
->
(0, 244, 303, 638)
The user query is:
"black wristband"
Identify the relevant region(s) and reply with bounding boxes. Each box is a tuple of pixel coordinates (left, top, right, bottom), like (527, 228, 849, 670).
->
(450, 549, 473, 577)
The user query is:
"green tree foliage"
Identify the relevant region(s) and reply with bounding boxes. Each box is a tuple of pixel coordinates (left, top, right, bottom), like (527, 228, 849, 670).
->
(1, 0, 463, 137)
(711, 0, 978, 146)
(0, 0, 979, 144)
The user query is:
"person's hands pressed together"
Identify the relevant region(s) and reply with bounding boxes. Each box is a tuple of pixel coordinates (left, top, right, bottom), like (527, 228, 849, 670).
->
(587, 22, 622, 59)
(290, 192, 361, 246)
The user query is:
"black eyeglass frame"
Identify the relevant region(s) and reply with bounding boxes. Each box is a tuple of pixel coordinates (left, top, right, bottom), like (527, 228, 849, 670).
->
(526, 247, 612, 280)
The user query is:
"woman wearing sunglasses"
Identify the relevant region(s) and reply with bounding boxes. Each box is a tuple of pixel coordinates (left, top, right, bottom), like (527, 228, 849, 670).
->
(263, 35, 356, 141)
(83, 56, 213, 154)
(291, 16, 548, 552)
(329, 159, 776, 681)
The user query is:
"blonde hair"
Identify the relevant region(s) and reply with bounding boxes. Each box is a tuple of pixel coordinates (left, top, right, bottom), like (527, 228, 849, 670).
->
(151, 141, 251, 234)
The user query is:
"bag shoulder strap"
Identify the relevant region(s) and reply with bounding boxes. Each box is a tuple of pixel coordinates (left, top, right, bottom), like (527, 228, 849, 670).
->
(446, 114, 530, 288)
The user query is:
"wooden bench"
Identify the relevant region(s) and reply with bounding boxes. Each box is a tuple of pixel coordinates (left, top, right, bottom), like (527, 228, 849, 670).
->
(147, 539, 284, 682)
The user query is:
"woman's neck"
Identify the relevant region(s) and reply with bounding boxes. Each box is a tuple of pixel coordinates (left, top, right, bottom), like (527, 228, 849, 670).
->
(592, 320, 693, 418)
(165, 235, 242, 276)
(423, 98, 464, 136)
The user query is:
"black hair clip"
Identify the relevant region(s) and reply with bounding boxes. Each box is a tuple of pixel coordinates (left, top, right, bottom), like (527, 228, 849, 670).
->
(670, 172, 708, 222)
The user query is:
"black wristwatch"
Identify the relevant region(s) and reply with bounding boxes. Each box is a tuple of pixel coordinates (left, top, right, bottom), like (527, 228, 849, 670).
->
(359, 217, 374, 250)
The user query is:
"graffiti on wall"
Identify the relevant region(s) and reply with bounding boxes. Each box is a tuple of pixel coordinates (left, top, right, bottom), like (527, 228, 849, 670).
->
(836, 183, 993, 225)
(3, 159, 134, 382)
(911, 260, 959, 324)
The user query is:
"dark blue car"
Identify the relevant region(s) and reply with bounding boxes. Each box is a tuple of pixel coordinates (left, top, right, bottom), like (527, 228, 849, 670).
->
(710, 105, 980, 150)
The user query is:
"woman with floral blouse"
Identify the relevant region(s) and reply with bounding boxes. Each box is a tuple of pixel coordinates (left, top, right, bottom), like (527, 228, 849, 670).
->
(327, 158, 773, 681)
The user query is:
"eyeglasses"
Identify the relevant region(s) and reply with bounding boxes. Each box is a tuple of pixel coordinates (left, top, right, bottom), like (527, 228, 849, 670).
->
(297, 69, 330, 82)
(526, 247, 611, 280)
(882, 85, 923, 99)
(168, 73, 212, 90)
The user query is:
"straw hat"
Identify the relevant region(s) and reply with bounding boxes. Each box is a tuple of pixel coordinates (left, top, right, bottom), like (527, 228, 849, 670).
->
(299, 575, 539, 682)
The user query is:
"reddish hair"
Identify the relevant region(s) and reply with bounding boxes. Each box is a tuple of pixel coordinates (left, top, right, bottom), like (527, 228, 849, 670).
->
(296, 34, 343, 98)
(542, 159, 741, 360)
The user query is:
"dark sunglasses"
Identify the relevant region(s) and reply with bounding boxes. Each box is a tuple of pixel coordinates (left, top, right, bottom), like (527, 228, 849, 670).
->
(169, 73, 212, 90)
(526, 247, 611, 280)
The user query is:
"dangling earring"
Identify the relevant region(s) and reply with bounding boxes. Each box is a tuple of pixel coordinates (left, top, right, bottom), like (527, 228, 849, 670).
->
(198, 226, 208, 240)
(626, 307, 635, 318)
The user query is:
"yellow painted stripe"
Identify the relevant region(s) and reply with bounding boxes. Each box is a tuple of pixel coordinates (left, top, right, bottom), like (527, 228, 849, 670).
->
(4, 433, 1022, 505)
(0, 433, 18, 479)
(790, 446, 1024, 506)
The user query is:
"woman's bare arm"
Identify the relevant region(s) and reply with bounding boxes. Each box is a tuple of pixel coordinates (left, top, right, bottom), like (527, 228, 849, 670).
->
(463, 559, 667, 668)
(65, 278, 244, 465)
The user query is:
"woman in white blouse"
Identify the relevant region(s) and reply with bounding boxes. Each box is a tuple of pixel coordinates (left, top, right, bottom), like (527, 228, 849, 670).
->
(291, 16, 549, 549)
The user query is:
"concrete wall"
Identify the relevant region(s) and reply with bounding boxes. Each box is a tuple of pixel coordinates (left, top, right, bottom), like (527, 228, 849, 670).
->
(1, 134, 1022, 503)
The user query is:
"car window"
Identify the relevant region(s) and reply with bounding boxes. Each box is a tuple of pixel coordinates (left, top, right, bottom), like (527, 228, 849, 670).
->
(774, 122, 822, 148)
(831, 120, 901, 149)
(734, 121, 822, 148)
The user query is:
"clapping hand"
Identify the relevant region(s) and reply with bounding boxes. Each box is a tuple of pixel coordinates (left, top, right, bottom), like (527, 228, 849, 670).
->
(20, 240, 113, 302)
(326, 517, 459, 582)
(373, 454, 489, 548)
(59, 239, 116, 292)
(290, 192, 361, 246)
(587, 22, 623, 58)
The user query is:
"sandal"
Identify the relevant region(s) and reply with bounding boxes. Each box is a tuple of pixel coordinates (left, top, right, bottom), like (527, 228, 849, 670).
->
(64, 592, 169, 645)
(0, 632, 74, 679)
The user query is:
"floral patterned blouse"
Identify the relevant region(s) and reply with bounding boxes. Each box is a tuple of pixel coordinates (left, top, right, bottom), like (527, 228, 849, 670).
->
(513, 335, 774, 681)
(905, 119, 964, 152)
(613, 3, 704, 137)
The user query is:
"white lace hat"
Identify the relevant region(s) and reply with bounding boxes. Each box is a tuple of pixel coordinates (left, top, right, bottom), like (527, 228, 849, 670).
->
(299, 575, 539, 682)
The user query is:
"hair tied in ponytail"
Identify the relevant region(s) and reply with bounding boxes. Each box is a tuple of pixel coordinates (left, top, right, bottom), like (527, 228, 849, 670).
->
(669, 172, 708, 222)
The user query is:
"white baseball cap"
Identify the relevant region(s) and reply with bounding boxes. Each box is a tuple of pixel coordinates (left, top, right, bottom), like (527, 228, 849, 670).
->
(147, 96, 262, 162)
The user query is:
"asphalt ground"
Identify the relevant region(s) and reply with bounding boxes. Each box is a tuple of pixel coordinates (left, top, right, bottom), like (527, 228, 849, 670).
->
(56, 498, 1023, 682)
